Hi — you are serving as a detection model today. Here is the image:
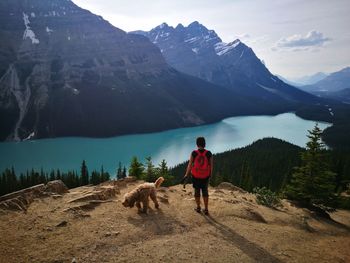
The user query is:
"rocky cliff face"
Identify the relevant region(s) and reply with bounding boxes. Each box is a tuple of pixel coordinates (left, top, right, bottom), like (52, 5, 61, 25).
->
(1, 0, 256, 141)
(133, 22, 318, 105)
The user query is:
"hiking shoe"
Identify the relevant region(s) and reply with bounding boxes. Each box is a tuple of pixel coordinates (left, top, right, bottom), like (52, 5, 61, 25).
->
(194, 207, 201, 213)
(203, 209, 209, 215)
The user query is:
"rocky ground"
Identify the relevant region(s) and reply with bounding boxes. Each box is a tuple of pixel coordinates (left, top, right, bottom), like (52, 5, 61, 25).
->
(0, 179, 349, 263)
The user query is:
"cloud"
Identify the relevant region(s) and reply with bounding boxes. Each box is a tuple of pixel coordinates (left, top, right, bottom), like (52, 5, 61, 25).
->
(273, 30, 331, 51)
(234, 33, 250, 39)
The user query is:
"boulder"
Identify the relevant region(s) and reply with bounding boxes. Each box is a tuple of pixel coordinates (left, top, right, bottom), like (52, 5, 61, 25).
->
(68, 185, 120, 203)
(217, 182, 247, 193)
(44, 180, 69, 195)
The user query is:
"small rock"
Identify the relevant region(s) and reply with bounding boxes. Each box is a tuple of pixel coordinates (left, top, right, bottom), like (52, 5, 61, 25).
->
(56, 221, 68, 227)
(51, 194, 63, 199)
(158, 196, 169, 203)
(104, 231, 120, 237)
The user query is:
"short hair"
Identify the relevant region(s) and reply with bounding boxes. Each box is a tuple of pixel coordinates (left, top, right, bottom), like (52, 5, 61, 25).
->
(196, 137, 206, 148)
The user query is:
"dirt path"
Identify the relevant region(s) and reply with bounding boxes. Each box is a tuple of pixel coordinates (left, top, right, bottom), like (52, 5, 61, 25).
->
(0, 182, 349, 263)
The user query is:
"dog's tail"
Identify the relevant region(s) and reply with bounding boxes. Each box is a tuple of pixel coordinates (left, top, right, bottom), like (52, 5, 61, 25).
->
(155, 177, 164, 188)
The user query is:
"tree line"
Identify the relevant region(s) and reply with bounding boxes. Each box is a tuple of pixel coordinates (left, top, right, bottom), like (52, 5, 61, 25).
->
(0, 160, 110, 196)
(0, 157, 174, 196)
(128, 157, 174, 186)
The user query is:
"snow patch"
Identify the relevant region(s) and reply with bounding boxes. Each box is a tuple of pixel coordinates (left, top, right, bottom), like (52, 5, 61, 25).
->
(160, 32, 170, 38)
(30, 12, 35, 18)
(271, 77, 277, 82)
(192, 48, 199, 54)
(22, 13, 40, 44)
(185, 36, 200, 43)
(159, 23, 167, 29)
(328, 107, 334, 116)
(72, 88, 80, 95)
(46, 26, 53, 34)
(24, 132, 35, 141)
(68, 36, 71, 41)
(256, 82, 294, 102)
(214, 40, 240, 56)
(239, 50, 245, 59)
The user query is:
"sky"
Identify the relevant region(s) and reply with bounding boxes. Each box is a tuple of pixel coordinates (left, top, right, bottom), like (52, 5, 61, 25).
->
(73, 0, 350, 79)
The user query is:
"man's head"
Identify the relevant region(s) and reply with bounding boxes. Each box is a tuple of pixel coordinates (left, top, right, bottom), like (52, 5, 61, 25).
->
(196, 137, 206, 148)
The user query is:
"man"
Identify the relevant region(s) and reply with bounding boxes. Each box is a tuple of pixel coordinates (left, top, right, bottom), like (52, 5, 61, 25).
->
(184, 137, 213, 215)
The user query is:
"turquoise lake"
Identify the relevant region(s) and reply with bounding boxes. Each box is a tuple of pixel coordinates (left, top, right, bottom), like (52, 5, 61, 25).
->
(0, 113, 331, 175)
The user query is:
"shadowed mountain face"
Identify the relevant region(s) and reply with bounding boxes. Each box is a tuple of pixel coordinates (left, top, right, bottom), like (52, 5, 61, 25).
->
(0, 0, 267, 141)
(132, 22, 318, 105)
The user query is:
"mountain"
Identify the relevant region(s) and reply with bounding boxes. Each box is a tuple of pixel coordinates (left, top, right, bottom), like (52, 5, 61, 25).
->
(291, 72, 328, 86)
(132, 22, 318, 105)
(299, 67, 350, 102)
(275, 75, 301, 87)
(0, 0, 265, 141)
(324, 88, 350, 104)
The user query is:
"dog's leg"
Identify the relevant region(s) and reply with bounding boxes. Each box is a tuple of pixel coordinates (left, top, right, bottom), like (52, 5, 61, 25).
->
(150, 190, 159, 209)
(141, 198, 149, 213)
(136, 201, 141, 212)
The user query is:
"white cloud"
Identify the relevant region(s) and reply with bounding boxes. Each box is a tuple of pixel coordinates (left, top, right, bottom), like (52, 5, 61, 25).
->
(234, 33, 250, 40)
(273, 30, 331, 51)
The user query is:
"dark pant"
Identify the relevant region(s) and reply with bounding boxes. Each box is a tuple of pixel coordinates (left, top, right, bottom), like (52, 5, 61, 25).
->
(192, 176, 209, 197)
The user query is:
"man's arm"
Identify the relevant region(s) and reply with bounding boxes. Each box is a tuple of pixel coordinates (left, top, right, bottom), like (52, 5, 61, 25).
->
(184, 154, 193, 178)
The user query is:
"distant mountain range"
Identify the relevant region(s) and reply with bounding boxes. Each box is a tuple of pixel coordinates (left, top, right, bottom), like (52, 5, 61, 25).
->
(132, 22, 317, 105)
(295, 72, 328, 86)
(298, 67, 350, 103)
(0, 1, 321, 141)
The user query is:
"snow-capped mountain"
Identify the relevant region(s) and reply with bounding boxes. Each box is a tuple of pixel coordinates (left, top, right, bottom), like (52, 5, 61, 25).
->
(0, 0, 258, 141)
(132, 22, 317, 103)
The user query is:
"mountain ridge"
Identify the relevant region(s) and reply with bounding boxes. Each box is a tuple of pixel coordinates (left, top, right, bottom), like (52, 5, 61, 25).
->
(299, 67, 350, 103)
(131, 21, 319, 106)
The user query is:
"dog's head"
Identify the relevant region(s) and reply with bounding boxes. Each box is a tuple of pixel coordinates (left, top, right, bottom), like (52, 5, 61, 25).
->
(122, 194, 135, 208)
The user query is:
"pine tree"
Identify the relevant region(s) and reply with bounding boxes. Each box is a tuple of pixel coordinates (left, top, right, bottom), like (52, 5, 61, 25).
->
(81, 160, 89, 185)
(49, 170, 55, 181)
(40, 168, 46, 184)
(156, 159, 174, 186)
(0, 172, 5, 195)
(144, 157, 156, 182)
(117, 162, 123, 180)
(128, 156, 144, 179)
(91, 171, 99, 185)
(56, 169, 61, 180)
(285, 124, 337, 208)
(122, 166, 127, 178)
